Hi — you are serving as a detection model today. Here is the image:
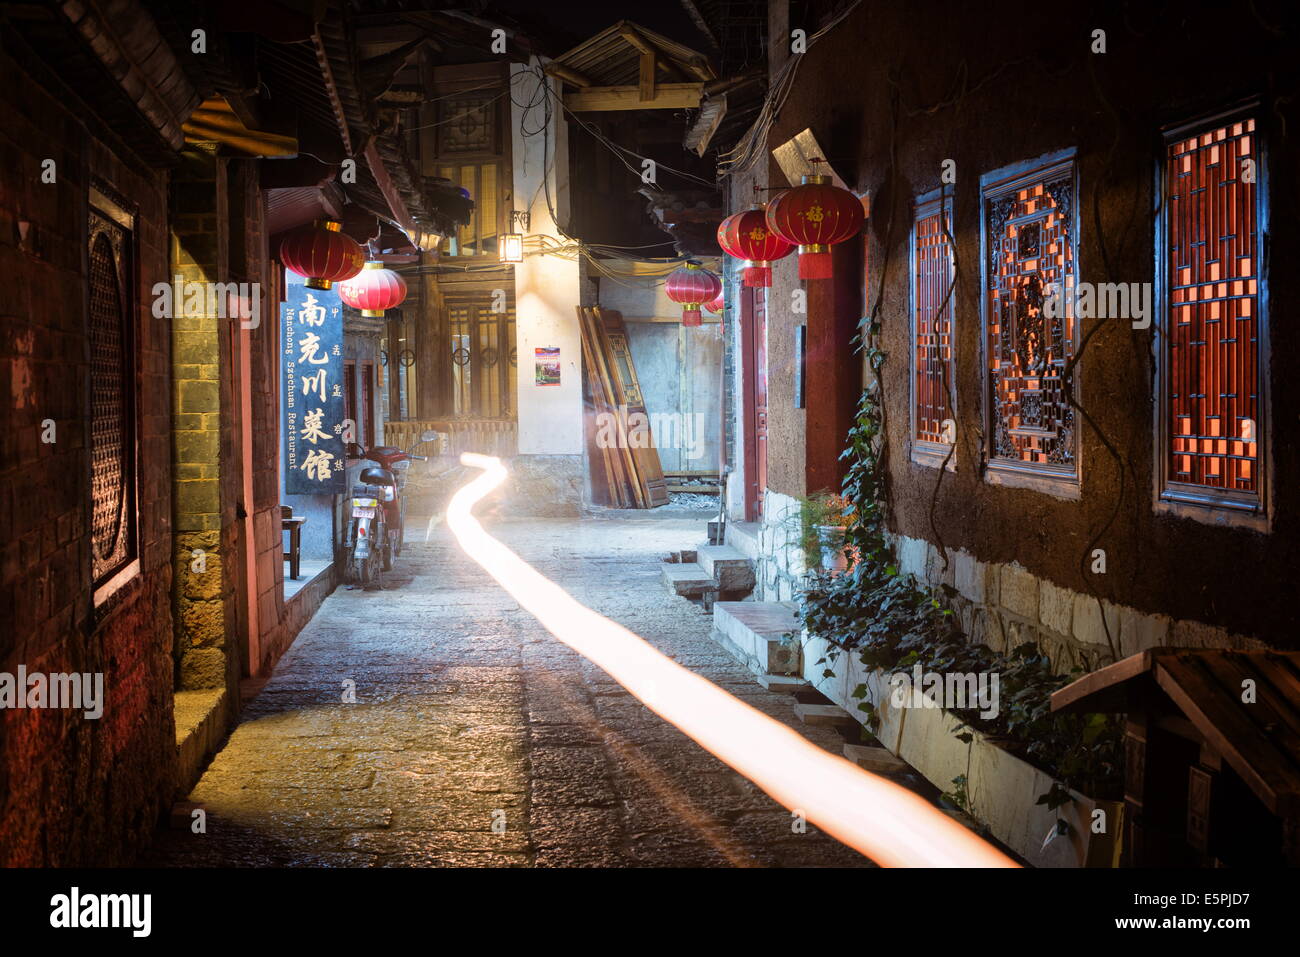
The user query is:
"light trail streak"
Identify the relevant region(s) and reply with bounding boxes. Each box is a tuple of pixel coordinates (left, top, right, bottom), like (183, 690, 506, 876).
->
(447, 453, 1018, 868)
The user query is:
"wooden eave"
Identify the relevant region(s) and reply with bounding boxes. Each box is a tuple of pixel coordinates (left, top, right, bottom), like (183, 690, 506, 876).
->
(1052, 649, 1300, 817)
(547, 19, 713, 111)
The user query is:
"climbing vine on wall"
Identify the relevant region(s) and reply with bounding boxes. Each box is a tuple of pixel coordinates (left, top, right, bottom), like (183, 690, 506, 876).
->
(793, 360, 1122, 801)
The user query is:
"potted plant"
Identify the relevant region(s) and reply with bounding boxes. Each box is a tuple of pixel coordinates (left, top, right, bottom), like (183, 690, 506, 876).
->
(797, 491, 853, 572)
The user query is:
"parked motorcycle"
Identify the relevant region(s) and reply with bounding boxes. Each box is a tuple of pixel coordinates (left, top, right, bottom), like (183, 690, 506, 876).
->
(345, 429, 440, 586)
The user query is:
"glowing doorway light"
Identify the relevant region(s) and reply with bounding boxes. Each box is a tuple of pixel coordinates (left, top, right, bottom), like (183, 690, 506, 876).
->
(447, 454, 1017, 868)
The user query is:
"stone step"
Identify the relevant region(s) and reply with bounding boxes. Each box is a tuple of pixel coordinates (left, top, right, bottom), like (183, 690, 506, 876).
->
(757, 673, 808, 694)
(843, 743, 909, 774)
(661, 562, 718, 598)
(695, 544, 756, 592)
(711, 601, 801, 677)
(793, 701, 856, 728)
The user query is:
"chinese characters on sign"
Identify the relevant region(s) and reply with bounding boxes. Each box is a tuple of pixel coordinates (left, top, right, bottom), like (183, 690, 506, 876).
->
(282, 284, 346, 494)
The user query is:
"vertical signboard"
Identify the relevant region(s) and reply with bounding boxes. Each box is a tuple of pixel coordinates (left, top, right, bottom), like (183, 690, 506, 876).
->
(282, 283, 346, 494)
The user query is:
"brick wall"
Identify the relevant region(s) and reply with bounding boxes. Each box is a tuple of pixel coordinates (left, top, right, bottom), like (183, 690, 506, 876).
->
(0, 46, 175, 865)
(169, 148, 240, 692)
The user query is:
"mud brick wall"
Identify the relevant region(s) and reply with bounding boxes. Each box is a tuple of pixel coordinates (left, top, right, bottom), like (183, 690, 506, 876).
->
(757, 0, 1300, 646)
(0, 47, 175, 865)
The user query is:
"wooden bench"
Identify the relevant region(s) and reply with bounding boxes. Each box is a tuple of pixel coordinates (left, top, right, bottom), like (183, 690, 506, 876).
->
(281, 505, 307, 581)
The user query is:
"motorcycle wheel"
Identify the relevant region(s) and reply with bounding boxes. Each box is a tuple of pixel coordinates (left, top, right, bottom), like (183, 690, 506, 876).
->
(382, 539, 393, 572)
(357, 554, 372, 586)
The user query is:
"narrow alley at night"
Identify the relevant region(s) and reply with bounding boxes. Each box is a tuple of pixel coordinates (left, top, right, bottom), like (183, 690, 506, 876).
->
(148, 511, 873, 869)
(2, 0, 1297, 940)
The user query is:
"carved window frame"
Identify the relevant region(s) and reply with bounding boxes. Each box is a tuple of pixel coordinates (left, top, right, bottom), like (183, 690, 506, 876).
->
(979, 148, 1081, 499)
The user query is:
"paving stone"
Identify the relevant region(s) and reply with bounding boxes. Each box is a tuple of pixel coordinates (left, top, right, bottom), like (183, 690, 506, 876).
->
(147, 516, 885, 868)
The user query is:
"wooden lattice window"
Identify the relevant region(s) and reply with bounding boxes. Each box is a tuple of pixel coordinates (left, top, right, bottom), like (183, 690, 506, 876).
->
(1158, 110, 1265, 517)
(437, 92, 499, 155)
(911, 189, 955, 466)
(435, 162, 500, 257)
(981, 151, 1079, 490)
(448, 296, 516, 418)
(88, 189, 138, 602)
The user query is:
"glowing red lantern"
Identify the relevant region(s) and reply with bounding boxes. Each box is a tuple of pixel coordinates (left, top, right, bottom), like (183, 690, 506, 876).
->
(338, 261, 408, 317)
(717, 207, 794, 287)
(279, 220, 365, 290)
(665, 263, 722, 328)
(765, 175, 864, 280)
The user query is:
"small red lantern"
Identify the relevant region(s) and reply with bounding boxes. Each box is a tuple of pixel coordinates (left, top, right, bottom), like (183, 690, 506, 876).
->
(717, 207, 794, 287)
(338, 261, 408, 317)
(279, 220, 365, 290)
(665, 263, 722, 328)
(765, 175, 864, 280)
(705, 289, 724, 315)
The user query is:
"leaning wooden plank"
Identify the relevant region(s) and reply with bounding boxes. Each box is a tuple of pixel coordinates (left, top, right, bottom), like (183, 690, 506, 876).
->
(594, 307, 670, 506)
(577, 306, 636, 507)
(577, 306, 626, 506)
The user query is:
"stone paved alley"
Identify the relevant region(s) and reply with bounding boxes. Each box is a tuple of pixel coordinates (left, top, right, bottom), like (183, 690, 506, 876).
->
(149, 514, 874, 868)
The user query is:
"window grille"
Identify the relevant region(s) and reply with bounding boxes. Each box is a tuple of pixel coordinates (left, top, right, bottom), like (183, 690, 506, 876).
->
(1159, 114, 1263, 512)
(448, 296, 516, 418)
(88, 201, 137, 594)
(911, 190, 955, 464)
(982, 152, 1078, 484)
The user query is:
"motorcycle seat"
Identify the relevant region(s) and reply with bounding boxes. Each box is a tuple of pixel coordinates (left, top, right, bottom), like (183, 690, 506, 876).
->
(358, 465, 397, 487)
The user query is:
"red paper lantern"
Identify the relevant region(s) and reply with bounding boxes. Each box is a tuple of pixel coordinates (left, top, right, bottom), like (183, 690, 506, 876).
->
(705, 289, 724, 315)
(338, 261, 408, 317)
(717, 207, 794, 287)
(665, 263, 722, 328)
(765, 175, 864, 280)
(279, 220, 365, 290)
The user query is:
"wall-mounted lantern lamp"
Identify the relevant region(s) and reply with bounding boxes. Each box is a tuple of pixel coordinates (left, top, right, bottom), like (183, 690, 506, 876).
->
(500, 209, 530, 264)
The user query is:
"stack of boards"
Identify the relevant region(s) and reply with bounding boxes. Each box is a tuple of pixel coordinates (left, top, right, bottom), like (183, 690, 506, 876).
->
(576, 306, 669, 508)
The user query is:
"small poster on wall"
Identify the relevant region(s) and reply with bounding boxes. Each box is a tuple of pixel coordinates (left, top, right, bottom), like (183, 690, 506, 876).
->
(534, 346, 562, 387)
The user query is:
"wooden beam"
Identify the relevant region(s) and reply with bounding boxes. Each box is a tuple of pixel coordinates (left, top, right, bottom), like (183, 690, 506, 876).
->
(638, 51, 655, 102)
(363, 140, 416, 236)
(619, 23, 687, 82)
(545, 61, 594, 88)
(564, 83, 703, 112)
(618, 22, 653, 55)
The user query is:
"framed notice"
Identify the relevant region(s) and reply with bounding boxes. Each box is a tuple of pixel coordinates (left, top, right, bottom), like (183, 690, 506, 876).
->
(282, 284, 347, 494)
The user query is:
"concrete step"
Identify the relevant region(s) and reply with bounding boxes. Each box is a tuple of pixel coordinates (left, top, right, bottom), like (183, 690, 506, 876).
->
(661, 562, 718, 598)
(711, 601, 801, 676)
(724, 521, 761, 562)
(757, 673, 809, 694)
(843, 743, 909, 774)
(696, 544, 756, 592)
(793, 701, 856, 729)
